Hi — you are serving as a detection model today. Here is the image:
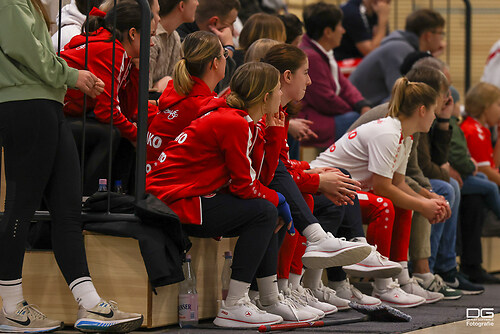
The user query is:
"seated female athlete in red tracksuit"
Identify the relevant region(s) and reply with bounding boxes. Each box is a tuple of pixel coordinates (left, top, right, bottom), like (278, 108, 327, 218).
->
(146, 31, 221, 165)
(146, 62, 294, 328)
(59, 2, 145, 193)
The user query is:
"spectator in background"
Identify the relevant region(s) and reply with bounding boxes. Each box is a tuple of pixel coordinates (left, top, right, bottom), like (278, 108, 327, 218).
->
(350, 9, 445, 106)
(299, 1, 370, 150)
(149, 0, 199, 94)
(51, 0, 104, 52)
(177, 0, 240, 93)
(336, 0, 390, 60)
(244, 38, 280, 63)
(335, 0, 390, 78)
(233, 12, 286, 68)
(278, 13, 303, 46)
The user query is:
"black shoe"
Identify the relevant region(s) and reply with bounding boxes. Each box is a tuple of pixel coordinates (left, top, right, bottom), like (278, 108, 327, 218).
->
(461, 265, 500, 284)
(437, 268, 485, 295)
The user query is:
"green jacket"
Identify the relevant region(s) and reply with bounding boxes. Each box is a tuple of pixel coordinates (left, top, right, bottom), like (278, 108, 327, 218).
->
(0, 0, 78, 104)
(449, 116, 476, 178)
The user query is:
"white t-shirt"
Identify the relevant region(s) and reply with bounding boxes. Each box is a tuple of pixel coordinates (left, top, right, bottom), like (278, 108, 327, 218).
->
(310, 116, 413, 191)
(481, 39, 500, 89)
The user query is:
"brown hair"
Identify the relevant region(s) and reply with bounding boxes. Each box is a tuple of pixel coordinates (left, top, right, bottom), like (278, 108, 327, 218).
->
(263, 43, 307, 75)
(406, 66, 449, 96)
(195, 0, 240, 23)
(226, 62, 280, 110)
(238, 13, 286, 51)
(465, 82, 500, 118)
(173, 31, 221, 95)
(405, 9, 445, 37)
(244, 38, 280, 63)
(387, 77, 439, 118)
(31, 0, 51, 30)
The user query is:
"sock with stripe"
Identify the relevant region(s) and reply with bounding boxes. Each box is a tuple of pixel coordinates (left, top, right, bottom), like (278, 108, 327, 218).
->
(69, 277, 101, 310)
(0, 278, 24, 314)
(256, 275, 279, 306)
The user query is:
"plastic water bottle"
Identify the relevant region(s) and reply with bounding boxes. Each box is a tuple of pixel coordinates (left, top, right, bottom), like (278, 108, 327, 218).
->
(221, 251, 232, 300)
(178, 254, 198, 327)
(98, 179, 107, 192)
(114, 180, 124, 194)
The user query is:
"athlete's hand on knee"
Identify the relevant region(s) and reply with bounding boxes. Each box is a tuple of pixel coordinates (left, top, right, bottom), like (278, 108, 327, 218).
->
(76, 70, 105, 98)
(318, 171, 361, 205)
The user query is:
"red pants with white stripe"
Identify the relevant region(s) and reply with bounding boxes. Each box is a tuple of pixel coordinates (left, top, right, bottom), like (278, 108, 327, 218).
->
(357, 191, 412, 262)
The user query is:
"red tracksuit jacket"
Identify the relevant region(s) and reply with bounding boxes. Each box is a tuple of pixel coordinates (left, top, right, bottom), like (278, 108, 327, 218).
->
(260, 106, 320, 193)
(60, 28, 137, 142)
(145, 101, 280, 224)
(146, 77, 217, 164)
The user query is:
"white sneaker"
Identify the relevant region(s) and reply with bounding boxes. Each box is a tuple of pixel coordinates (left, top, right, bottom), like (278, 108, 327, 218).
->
(329, 279, 381, 306)
(282, 287, 325, 319)
(256, 293, 318, 322)
(213, 294, 283, 328)
(309, 281, 350, 311)
(400, 278, 444, 304)
(372, 279, 426, 308)
(291, 285, 337, 315)
(302, 233, 372, 269)
(0, 301, 63, 333)
(343, 245, 402, 278)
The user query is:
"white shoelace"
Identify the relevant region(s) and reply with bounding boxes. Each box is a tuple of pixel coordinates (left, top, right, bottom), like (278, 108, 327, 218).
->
(238, 295, 267, 314)
(343, 279, 364, 300)
(277, 293, 300, 321)
(18, 304, 47, 320)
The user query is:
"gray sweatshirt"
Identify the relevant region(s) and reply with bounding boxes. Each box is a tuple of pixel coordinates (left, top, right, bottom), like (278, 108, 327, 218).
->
(349, 30, 419, 106)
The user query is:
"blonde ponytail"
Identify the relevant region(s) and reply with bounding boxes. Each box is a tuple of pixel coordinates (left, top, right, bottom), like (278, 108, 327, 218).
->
(173, 31, 221, 96)
(226, 92, 247, 110)
(173, 58, 195, 96)
(388, 77, 439, 118)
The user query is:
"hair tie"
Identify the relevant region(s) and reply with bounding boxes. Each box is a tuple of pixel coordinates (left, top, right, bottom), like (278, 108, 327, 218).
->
(89, 7, 106, 18)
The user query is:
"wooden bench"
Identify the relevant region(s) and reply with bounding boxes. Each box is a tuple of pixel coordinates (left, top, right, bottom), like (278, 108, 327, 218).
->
(0, 231, 236, 328)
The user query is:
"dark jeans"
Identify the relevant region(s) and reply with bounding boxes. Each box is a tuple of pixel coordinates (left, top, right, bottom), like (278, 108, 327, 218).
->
(0, 99, 89, 283)
(183, 194, 278, 282)
(458, 194, 485, 267)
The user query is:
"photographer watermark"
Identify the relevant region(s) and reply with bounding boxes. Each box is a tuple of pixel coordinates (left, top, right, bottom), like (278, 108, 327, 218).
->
(466, 308, 495, 327)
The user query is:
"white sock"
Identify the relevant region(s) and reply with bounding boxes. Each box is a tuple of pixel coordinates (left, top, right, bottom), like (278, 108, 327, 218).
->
(69, 277, 101, 310)
(396, 262, 411, 285)
(328, 279, 347, 290)
(0, 279, 24, 314)
(277, 278, 288, 293)
(225, 279, 251, 307)
(302, 269, 323, 290)
(256, 275, 279, 306)
(351, 237, 367, 244)
(374, 278, 393, 290)
(288, 272, 303, 290)
(248, 289, 259, 301)
(413, 272, 434, 286)
(302, 223, 328, 242)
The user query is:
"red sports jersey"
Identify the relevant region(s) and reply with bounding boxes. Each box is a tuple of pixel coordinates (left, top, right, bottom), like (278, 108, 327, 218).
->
(146, 105, 280, 224)
(146, 77, 217, 164)
(460, 116, 495, 168)
(277, 107, 320, 194)
(60, 28, 137, 142)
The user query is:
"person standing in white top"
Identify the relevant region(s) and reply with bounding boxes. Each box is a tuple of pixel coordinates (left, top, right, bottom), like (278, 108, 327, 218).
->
(310, 77, 448, 307)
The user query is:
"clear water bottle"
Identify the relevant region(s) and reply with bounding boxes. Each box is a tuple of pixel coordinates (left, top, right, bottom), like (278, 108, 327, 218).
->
(221, 251, 232, 300)
(98, 178, 107, 192)
(114, 180, 124, 194)
(178, 254, 198, 328)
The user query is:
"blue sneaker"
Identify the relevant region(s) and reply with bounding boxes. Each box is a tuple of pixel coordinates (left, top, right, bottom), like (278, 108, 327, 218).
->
(438, 268, 484, 295)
